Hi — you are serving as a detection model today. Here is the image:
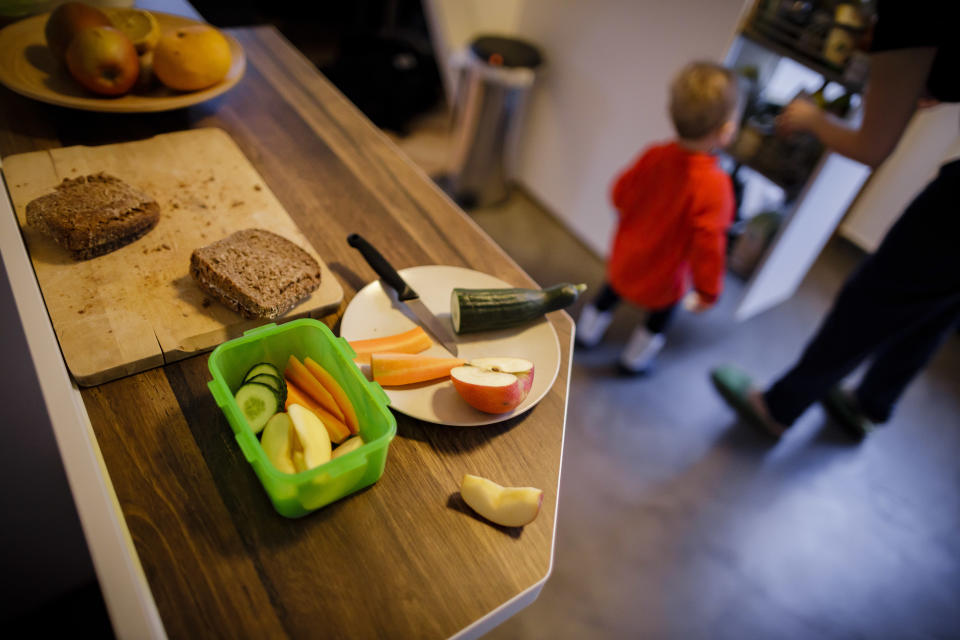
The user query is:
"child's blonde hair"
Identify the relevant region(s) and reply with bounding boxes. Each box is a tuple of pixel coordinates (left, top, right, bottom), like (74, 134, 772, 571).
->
(669, 61, 739, 141)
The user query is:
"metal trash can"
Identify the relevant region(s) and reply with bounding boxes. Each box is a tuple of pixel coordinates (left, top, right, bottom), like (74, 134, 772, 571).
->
(438, 35, 542, 209)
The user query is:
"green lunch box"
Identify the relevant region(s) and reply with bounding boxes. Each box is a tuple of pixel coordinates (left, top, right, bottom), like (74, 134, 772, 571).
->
(207, 318, 396, 518)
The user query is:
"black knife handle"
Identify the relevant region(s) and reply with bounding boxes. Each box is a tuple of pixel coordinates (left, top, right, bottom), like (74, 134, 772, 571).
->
(347, 233, 418, 301)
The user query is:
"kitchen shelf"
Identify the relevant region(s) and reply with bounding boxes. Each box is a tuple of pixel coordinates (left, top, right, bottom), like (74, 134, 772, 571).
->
(741, 21, 864, 94)
(724, 148, 819, 200)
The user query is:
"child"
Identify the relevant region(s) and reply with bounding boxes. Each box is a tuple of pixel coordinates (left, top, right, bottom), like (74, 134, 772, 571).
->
(577, 61, 739, 374)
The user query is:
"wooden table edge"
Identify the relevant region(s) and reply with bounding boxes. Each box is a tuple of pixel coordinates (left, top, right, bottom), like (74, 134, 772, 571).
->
(0, 161, 168, 639)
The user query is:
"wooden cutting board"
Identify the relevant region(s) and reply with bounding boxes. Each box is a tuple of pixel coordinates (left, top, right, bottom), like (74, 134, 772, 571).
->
(2, 128, 343, 386)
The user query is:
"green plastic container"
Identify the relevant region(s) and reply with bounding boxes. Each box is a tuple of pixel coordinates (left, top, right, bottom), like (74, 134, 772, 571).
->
(207, 319, 396, 518)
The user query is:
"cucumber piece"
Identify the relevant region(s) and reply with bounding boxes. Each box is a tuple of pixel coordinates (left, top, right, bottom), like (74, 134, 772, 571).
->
(242, 362, 281, 383)
(451, 283, 587, 334)
(248, 374, 287, 407)
(234, 382, 279, 434)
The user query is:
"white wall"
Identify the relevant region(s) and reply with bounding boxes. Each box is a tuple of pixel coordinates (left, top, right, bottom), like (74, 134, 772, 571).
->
(423, 0, 526, 103)
(425, 0, 750, 257)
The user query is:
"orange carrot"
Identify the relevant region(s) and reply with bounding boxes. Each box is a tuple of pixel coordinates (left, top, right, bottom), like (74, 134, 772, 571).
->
(285, 383, 351, 444)
(304, 357, 359, 435)
(349, 326, 433, 365)
(285, 355, 345, 422)
(371, 352, 465, 386)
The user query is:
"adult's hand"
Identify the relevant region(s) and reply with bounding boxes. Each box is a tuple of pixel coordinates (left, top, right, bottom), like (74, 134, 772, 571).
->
(774, 49, 936, 168)
(776, 96, 821, 136)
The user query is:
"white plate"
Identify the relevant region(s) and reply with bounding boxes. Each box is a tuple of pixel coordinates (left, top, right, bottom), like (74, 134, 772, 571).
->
(340, 265, 561, 426)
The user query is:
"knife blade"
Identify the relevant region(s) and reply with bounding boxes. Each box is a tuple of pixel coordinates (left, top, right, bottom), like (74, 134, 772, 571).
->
(347, 233, 459, 357)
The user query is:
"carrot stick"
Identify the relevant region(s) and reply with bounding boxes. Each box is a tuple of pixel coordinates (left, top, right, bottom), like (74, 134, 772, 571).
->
(285, 355, 345, 422)
(304, 357, 359, 435)
(350, 326, 433, 365)
(285, 382, 351, 444)
(371, 352, 465, 386)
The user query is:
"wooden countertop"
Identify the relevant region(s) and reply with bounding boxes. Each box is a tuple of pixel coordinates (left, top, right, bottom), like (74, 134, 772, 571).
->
(0, 12, 571, 640)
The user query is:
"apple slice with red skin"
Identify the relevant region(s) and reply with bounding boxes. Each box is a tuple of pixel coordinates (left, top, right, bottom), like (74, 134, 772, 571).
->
(450, 357, 534, 414)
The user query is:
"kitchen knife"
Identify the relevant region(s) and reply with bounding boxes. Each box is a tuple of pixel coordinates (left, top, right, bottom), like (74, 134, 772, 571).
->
(347, 233, 459, 357)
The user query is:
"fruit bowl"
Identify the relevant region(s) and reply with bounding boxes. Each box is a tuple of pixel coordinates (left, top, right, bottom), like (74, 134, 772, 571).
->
(0, 11, 245, 112)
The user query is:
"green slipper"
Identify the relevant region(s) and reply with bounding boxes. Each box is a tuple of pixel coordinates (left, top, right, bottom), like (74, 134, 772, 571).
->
(710, 364, 784, 438)
(821, 387, 875, 440)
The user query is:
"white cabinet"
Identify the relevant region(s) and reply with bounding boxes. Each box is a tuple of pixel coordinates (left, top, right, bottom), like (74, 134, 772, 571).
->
(839, 104, 960, 252)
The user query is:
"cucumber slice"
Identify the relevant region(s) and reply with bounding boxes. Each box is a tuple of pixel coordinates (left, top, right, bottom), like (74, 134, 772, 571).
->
(248, 373, 286, 407)
(243, 362, 281, 383)
(234, 382, 279, 434)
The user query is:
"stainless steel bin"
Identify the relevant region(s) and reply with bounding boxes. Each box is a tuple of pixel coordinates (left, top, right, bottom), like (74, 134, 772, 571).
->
(439, 35, 542, 209)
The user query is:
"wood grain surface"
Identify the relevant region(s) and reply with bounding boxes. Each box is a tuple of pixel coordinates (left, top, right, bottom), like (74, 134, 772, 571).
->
(3, 128, 344, 386)
(0, 24, 572, 640)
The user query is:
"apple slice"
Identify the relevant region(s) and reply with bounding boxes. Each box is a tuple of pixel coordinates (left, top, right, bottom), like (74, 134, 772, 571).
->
(450, 357, 535, 414)
(260, 412, 296, 474)
(288, 404, 332, 470)
(460, 474, 543, 527)
(332, 436, 365, 459)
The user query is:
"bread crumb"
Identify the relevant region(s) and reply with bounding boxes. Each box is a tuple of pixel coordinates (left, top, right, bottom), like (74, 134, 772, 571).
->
(171, 202, 180, 209)
(231, 200, 244, 207)
(253, 184, 262, 191)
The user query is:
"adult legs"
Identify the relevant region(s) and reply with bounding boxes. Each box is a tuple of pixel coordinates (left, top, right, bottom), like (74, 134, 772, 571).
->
(763, 159, 960, 426)
(854, 297, 960, 422)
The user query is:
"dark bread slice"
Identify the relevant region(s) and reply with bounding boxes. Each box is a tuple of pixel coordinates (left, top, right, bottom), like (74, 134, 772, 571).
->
(25, 173, 159, 260)
(190, 229, 322, 319)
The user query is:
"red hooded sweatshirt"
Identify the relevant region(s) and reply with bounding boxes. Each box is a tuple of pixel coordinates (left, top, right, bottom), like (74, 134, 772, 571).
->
(607, 142, 734, 309)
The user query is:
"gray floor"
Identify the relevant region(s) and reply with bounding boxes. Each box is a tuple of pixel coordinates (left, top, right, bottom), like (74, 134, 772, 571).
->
(470, 190, 960, 640)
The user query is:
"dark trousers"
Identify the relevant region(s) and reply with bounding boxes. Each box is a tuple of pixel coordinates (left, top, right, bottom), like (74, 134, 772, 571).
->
(764, 158, 960, 425)
(593, 283, 677, 334)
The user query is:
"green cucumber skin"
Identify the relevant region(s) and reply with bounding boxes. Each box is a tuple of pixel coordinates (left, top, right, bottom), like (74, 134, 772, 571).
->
(453, 283, 586, 334)
(247, 373, 287, 407)
(243, 362, 281, 383)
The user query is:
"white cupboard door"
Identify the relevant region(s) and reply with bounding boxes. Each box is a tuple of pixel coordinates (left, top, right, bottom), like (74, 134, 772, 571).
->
(735, 152, 871, 320)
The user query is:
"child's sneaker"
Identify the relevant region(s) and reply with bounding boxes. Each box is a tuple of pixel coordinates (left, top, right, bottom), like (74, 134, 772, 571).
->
(576, 304, 613, 347)
(618, 326, 665, 374)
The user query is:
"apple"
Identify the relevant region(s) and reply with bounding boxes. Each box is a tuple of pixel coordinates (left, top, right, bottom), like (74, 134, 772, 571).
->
(65, 26, 139, 96)
(288, 404, 332, 471)
(45, 1, 112, 62)
(331, 436, 364, 459)
(460, 474, 543, 527)
(260, 412, 296, 474)
(450, 357, 534, 414)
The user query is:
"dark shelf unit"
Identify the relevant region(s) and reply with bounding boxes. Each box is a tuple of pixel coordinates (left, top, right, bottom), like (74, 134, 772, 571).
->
(742, 14, 867, 94)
